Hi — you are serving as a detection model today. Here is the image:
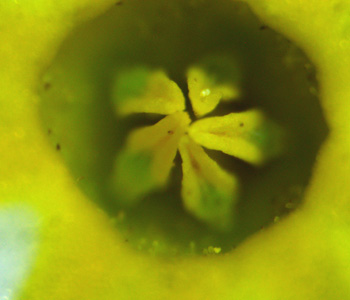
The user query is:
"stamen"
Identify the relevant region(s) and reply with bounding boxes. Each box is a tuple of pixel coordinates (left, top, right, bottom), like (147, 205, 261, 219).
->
(111, 112, 191, 204)
(187, 55, 241, 117)
(189, 109, 285, 165)
(112, 66, 185, 116)
(179, 135, 239, 230)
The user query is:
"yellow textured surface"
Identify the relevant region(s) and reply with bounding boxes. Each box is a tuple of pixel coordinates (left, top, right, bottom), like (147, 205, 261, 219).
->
(0, 0, 350, 300)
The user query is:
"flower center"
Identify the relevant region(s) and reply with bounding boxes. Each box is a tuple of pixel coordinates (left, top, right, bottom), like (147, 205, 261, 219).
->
(110, 60, 285, 231)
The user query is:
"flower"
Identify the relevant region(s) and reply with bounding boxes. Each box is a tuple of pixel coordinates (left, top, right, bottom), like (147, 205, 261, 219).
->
(1, 0, 350, 299)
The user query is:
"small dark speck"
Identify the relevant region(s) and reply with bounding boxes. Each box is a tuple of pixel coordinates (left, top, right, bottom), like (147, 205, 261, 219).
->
(190, 158, 200, 171)
(44, 82, 51, 90)
(48, 129, 52, 135)
(239, 123, 244, 127)
(125, 239, 129, 242)
(168, 130, 174, 135)
(116, 1, 123, 5)
(260, 25, 268, 30)
(307, 73, 315, 82)
(56, 143, 61, 151)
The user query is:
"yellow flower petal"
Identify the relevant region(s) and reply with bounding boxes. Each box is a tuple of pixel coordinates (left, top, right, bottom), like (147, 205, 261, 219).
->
(189, 109, 285, 165)
(178, 135, 239, 230)
(111, 112, 190, 204)
(112, 67, 185, 116)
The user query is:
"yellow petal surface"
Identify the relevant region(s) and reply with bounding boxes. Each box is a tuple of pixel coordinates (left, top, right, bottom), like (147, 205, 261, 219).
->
(111, 112, 191, 204)
(112, 67, 185, 116)
(189, 109, 285, 165)
(178, 135, 239, 230)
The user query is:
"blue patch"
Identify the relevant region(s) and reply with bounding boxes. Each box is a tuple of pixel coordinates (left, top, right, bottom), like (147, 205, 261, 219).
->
(0, 205, 39, 299)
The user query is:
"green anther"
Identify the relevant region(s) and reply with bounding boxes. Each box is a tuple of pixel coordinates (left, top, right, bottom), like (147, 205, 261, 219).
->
(187, 54, 242, 117)
(247, 116, 286, 163)
(189, 109, 285, 166)
(112, 66, 185, 116)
